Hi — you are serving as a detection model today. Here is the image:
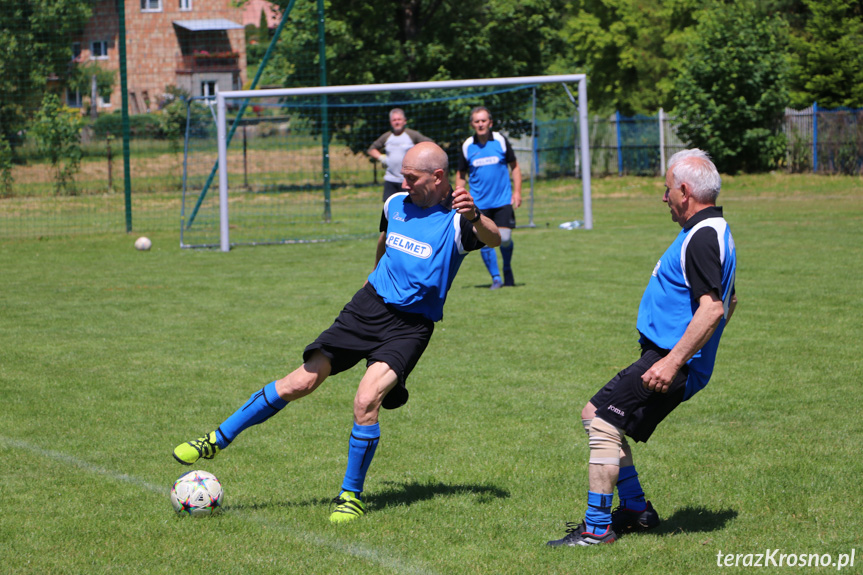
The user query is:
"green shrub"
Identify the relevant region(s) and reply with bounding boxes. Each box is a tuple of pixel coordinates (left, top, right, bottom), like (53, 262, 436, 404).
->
(91, 111, 164, 139)
(157, 86, 211, 141)
(30, 93, 85, 195)
(0, 135, 13, 197)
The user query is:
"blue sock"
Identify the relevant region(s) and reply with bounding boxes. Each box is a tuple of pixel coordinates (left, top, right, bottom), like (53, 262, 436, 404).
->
(214, 381, 288, 448)
(616, 465, 647, 512)
(500, 240, 514, 273)
(584, 491, 614, 534)
(480, 246, 500, 280)
(340, 422, 380, 495)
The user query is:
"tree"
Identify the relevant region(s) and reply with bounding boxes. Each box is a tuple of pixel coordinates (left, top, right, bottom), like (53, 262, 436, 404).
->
(256, 0, 566, 157)
(673, 1, 789, 173)
(0, 135, 12, 197)
(68, 61, 117, 117)
(548, 0, 700, 115)
(0, 0, 92, 151)
(787, 0, 863, 108)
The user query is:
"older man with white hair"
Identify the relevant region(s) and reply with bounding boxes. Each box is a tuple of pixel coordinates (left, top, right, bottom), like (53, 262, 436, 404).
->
(548, 149, 738, 547)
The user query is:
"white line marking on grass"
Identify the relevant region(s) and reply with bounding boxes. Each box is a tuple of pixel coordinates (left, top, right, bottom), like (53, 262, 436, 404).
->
(0, 435, 439, 575)
(0, 435, 167, 493)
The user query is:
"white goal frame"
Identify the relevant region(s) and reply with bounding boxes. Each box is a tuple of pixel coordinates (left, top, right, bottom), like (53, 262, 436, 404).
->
(215, 75, 592, 252)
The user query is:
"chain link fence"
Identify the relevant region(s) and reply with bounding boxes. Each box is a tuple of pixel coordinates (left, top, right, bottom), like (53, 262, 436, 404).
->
(1, 0, 860, 241)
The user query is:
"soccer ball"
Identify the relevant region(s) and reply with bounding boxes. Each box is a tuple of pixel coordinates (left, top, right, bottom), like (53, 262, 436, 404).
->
(170, 470, 223, 516)
(134, 236, 152, 251)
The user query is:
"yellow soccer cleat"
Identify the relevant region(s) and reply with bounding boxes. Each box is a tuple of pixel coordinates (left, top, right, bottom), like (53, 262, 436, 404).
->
(173, 431, 220, 465)
(329, 491, 366, 524)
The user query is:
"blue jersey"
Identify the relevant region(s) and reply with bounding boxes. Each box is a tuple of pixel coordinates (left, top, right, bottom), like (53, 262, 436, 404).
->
(636, 207, 736, 400)
(458, 132, 516, 210)
(368, 192, 484, 322)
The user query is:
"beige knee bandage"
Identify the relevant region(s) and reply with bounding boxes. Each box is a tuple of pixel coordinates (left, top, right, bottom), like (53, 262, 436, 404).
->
(588, 417, 625, 466)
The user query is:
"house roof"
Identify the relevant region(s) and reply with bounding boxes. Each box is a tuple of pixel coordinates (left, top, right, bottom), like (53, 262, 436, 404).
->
(173, 19, 244, 32)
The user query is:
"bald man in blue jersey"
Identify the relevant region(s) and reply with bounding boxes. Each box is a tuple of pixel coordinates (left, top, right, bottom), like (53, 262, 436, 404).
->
(548, 149, 738, 547)
(172, 142, 500, 524)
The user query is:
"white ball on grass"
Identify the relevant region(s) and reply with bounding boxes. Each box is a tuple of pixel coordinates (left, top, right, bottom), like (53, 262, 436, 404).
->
(170, 470, 223, 516)
(134, 236, 152, 251)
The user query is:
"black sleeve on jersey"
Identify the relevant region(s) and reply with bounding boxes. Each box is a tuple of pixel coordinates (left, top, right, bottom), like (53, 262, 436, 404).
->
(685, 226, 723, 300)
(459, 215, 486, 252)
(457, 149, 469, 173)
(503, 135, 517, 164)
(379, 209, 388, 233)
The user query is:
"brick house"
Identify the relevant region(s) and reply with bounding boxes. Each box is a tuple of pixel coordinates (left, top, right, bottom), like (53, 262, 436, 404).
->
(71, 0, 247, 114)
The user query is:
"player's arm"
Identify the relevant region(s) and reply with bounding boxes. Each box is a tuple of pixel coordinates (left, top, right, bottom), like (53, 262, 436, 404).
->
(510, 160, 522, 208)
(374, 231, 386, 267)
(456, 171, 467, 189)
(726, 293, 738, 324)
(408, 129, 434, 144)
(368, 207, 389, 285)
(456, 149, 469, 189)
(641, 291, 725, 393)
(452, 186, 500, 248)
(367, 133, 388, 162)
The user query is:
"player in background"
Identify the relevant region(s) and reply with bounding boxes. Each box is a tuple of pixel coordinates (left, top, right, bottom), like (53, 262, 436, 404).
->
(456, 106, 522, 289)
(547, 149, 738, 546)
(173, 142, 500, 524)
(368, 108, 433, 202)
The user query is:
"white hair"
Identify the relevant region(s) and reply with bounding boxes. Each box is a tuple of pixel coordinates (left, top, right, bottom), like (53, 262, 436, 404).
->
(668, 148, 721, 203)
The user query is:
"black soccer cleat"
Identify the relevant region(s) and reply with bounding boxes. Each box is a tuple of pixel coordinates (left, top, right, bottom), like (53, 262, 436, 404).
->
(611, 500, 660, 533)
(547, 521, 617, 546)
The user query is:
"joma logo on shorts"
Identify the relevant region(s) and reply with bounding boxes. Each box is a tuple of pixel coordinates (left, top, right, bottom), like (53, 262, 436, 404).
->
(607, 405, 624, 416)
(386, 233, 432, 259)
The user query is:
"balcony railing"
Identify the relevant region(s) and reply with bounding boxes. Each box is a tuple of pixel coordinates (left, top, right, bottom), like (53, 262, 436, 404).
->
(177, 52, 240, 73)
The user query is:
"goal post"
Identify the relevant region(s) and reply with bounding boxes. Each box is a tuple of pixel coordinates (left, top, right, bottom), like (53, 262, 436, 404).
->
(200, 74, 591, 251)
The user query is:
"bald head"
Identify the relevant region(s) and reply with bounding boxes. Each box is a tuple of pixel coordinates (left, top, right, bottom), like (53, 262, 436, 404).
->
(403, 141, 449, 174)
(400, 141, 451, 208)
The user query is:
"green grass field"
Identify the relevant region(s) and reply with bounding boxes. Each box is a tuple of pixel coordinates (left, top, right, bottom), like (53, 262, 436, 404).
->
(1, 174, 861, 574)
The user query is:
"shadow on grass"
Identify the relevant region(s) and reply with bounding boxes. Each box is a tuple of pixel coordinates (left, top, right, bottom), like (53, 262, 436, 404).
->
(225, 480, 509, 513)
(654, 506, 738, 536)
(469, 283, 523, 289)
(367, 480, 510, 510)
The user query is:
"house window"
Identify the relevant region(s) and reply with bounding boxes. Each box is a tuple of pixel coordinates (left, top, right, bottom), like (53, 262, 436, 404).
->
(140, 0, 162, 12)
(201, 81, 218, 98)
(66, 87, 82, 108)
(91, 40, 108, 60)
(71, 42, 82, 62)
(179, 0, 191, 10)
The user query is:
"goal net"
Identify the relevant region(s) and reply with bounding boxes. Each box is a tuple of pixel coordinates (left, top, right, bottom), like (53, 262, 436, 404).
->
(180, 75, 591, 250)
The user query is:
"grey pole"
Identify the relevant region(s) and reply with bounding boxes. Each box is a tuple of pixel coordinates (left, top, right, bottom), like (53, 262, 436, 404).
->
(217, 91, 230, 252)
(578, 77, 592, 230)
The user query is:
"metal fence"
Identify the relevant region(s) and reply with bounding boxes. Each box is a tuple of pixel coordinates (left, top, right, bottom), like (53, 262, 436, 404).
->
(3, 102, 861, 241)
(785, 104, 863, 174)
(585, 105, 863, 177)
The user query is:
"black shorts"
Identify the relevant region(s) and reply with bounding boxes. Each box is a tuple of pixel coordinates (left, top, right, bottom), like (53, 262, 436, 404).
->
(479, 204, 516, 229)
(382, 180, 403, 202)
(590, 342, 688, 443)
(303, 283, 434, 409)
